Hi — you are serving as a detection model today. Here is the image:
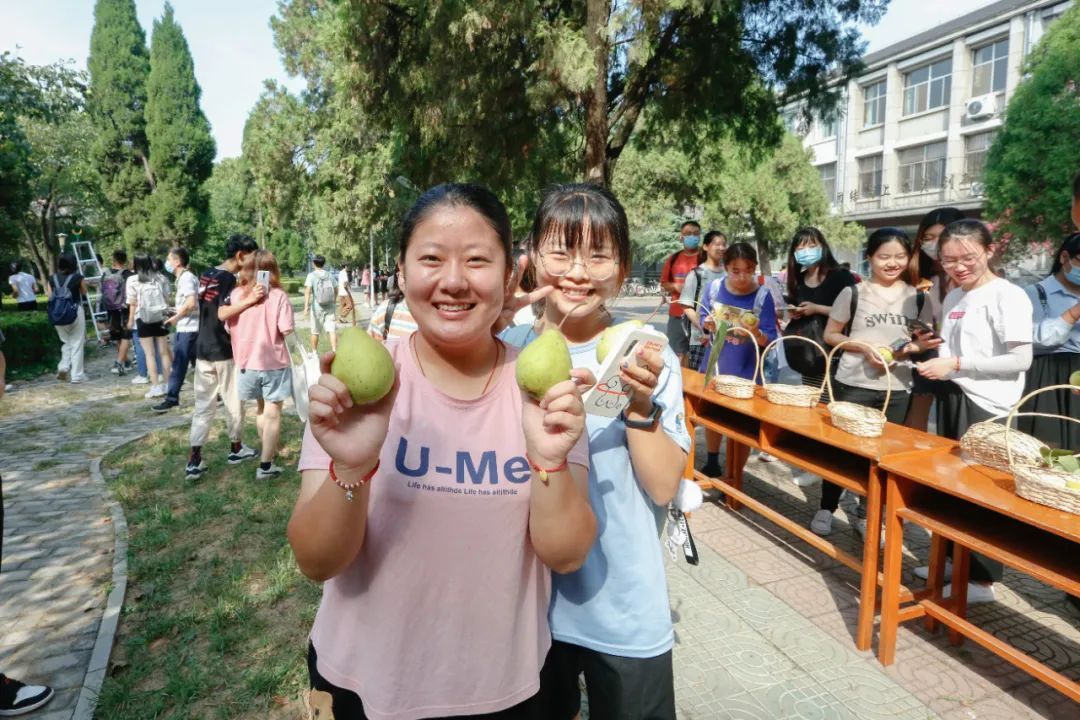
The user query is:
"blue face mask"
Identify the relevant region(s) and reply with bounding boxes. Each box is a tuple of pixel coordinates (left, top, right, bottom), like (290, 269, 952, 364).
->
(164, 260, 175, 274)
(794, 247, 823, 267)
(1066, 257, 1080, 286)
(683, 235, 701, 249)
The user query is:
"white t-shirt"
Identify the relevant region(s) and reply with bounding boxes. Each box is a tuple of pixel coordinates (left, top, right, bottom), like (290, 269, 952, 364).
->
(338, 269, 349, 297)
(305, 269, 335, 306)
(938, 277, 1033, 415)
(174, 269, 199, 333)
(9, 272, 37, 302)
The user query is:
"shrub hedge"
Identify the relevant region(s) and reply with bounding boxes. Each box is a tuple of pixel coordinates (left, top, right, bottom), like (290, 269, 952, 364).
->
(0, 310, 79, 379)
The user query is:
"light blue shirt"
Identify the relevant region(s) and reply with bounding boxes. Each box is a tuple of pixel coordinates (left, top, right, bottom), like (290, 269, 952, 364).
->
(502, 324, 691, 658)
(1025, 276, 1080, 354)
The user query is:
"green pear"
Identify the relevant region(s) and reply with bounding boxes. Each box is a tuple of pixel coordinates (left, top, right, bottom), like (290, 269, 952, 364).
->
(596, 320, 645, 363)
(517, 328, 573, 400)
(1070, 370, 1080, 388)
(330, 327, 396, 404)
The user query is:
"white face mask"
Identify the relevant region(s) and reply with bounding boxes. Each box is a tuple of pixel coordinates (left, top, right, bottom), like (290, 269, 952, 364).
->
(921, 242, 939, 260)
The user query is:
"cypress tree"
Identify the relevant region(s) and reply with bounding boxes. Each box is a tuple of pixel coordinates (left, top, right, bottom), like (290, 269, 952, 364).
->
(145, 2, 215, 247)
(87, 0, 153, 248)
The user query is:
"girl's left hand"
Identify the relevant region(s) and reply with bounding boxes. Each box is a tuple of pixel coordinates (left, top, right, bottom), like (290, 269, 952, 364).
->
(917, 356, 955, 380)
(521, 368, 595, 469)
(621, 347, 664, 417)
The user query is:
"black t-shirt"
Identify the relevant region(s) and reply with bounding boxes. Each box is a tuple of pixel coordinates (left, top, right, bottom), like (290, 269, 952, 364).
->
(195, 267, 237, 362)
(50, 272, 85, 302)
(784, 268, 856, 377)
(792, 267, 855, 309)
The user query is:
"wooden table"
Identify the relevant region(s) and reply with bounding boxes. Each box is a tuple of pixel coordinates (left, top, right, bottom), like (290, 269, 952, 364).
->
(878, 448, 1080, 702)
(682, 369, 953, 651)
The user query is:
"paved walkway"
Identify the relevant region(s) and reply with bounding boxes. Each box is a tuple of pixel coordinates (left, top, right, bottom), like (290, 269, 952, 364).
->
(0, 299, 1076, 719)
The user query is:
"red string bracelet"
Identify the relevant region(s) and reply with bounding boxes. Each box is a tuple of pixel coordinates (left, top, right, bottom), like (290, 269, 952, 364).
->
(526, 454, 568, 484)
(329, 459, 379, 501)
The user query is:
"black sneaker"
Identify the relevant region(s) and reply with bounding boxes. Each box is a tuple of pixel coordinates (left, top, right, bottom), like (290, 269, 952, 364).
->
(227, 444, 258, 464)
(152, 399, 179, 413)
(185, 460, 207, 480)
(0, 674, 55, 716)
(700, 461, 723, 478)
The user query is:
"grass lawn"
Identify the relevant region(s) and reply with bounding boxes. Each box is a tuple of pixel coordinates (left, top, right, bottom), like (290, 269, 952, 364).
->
(96, 413, 321, 719)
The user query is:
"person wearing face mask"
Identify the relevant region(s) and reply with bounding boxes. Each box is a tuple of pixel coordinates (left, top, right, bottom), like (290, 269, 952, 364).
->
(660, 221, 705, 366)
(905, 207, 965, 431)
(154, 247, 199, 412)
(1019, 229, 1080, 450)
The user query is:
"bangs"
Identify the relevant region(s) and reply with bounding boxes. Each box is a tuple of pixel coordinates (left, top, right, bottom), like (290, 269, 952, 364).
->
(532, 193, 626, 267)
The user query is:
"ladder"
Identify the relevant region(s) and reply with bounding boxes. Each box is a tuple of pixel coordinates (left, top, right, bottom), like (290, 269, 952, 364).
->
(70, 238, 108, 344)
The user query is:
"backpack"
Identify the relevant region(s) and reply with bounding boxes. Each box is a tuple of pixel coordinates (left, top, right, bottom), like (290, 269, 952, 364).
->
(101, 270, 127, 311)
(46, 274, 79, 326)
(137, 277, 169, 323)
(314, 271, 336, 306)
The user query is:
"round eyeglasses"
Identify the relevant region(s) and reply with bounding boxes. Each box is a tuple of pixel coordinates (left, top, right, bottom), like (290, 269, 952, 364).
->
(536, 250, 617, 281)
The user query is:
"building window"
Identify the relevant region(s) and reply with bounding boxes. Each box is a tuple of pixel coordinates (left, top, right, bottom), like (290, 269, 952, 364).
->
(964, 131, 996, 183)
(858, 155, 883, 198)
(902, 58, 952, 115)
(819, 115, 837, 139)
(863, 81, 886, 127)
(898, 141, 947, 193)
(971, 39, 1008, 95)
(819, 163, 837, 202)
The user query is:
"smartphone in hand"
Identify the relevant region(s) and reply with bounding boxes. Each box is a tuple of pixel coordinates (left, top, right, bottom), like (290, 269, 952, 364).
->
(256, 270, 270, 293)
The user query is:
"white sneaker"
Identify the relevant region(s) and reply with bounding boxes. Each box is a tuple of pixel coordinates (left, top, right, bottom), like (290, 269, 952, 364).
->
(915, 560, 953, 582)
(145, 384, 166, 399)
(810, 509, 833, 536)
(70, 376, 86, 384)
(256, 464, 283, 480)
(793, 472, 820, 487)
(131, 375, 150, 385)
(854, 517, 885, 548)
(758, 451, 777, 463)
(942, 582, 996, 604)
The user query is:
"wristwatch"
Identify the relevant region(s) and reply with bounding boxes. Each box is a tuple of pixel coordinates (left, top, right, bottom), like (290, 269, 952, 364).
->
(622, 401, 661, 430)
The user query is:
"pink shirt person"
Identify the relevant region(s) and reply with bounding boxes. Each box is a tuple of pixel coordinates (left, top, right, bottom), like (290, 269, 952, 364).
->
(226, 286, 294, 370)
(299, 338, 589, 720)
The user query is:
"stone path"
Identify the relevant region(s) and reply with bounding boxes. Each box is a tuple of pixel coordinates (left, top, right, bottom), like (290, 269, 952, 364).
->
(1, 299, 1076, 719)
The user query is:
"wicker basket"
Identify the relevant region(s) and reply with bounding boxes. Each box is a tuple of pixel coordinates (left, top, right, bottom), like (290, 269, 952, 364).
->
(824, 340, 892, 438)
(759, 336, 826, 407)
(709, 326, 759, 400)
(960, 417, 1046, 473)
(1006, 384, 1080, 515)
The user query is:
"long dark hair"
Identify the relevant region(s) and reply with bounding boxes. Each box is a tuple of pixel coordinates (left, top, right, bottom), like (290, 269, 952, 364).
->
(528, 183, 632, 281)
(865, 227, 918, 286)
(915, 207, 965, 282)
(133, 255, 157, 284)
(1050, 232, 1080, 276)
(784, 226, 839, 298)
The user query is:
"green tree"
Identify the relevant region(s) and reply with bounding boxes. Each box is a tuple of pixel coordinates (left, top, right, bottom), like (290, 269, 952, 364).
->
(0, 54, 36, 254)
(328, 0, 884, 187)
(144, 2, 216, 249)
(87, 0, 153, 248)
(198, 157, 257, 268)
(984, 3, 1080, 263)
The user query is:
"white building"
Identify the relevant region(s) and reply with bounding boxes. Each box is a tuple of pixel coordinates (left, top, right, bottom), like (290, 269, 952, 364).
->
(790, 0, 1073, 233)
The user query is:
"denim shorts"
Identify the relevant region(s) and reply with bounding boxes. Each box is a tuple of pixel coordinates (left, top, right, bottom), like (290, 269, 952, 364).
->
(237, 367, 292, 402)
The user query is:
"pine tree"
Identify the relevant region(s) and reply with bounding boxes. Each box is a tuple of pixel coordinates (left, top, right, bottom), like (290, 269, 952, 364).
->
(87, 0, 153, 248)
(145, 2, 215, 248)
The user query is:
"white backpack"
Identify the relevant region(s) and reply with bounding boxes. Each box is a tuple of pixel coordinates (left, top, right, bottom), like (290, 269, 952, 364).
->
(137, 277, 169, 323)
(314, 272, 336, 306)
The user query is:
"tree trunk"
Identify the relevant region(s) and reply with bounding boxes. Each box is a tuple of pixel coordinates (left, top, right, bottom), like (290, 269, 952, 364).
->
(137, 149, 157, 191)
(750, 212, 772, 276)
(583, 0, 610, 185)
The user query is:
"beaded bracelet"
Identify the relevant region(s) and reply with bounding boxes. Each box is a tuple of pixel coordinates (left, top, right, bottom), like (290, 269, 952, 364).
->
(329, 459, 379, 501)
(526, 454, 568, 484)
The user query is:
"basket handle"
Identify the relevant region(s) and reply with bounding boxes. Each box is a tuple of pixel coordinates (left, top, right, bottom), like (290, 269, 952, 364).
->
(761, 336, 828, 392)
(1004, 383, 1080, 471)
(713, 324, 761, 383)
(824, 339, 893, 413)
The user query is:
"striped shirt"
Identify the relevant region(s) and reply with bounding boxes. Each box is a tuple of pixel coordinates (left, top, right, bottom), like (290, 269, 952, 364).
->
(367, 298, 417, 340)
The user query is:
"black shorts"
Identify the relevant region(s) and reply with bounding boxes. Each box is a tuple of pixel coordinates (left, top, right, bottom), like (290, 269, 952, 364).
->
(108, 309, 132, 340)
(307, 642, 546, 720)
(665, 315, 690, 355)
(136, 320, 168, 338)
(540, 640, 675, 720)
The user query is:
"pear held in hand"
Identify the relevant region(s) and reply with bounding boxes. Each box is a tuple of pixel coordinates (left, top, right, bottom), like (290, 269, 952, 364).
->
(877, 347, 894, 364)
(330, 327, 396, 404)
(517, 328, 573, 401)
(596, 320, 645, 362)
(1070, 370, 1080, 388)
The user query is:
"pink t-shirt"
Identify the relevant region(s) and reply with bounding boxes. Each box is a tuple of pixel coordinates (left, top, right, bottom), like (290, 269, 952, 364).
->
(298, 337, 589, 720)
(226, 286, 294, 370)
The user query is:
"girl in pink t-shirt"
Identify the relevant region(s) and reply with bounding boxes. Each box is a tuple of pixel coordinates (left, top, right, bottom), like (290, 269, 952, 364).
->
(289, 184, 596, 720)
(220, 249, 295, 480)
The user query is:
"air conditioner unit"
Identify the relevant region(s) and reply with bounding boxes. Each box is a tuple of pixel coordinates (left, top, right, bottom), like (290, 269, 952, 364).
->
(970, 182, 986, 197)
(965, 94, 998, 121)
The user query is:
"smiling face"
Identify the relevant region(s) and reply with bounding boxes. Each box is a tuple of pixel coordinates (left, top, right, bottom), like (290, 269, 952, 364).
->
(869, 239, 910, 285)
(401, 205, 510, 351)
(532, 224, 621, 321)
(939, 236, 993, 288)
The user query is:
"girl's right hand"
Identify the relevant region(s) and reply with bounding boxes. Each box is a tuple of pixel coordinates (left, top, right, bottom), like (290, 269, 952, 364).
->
(308, 351, 398, 467)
